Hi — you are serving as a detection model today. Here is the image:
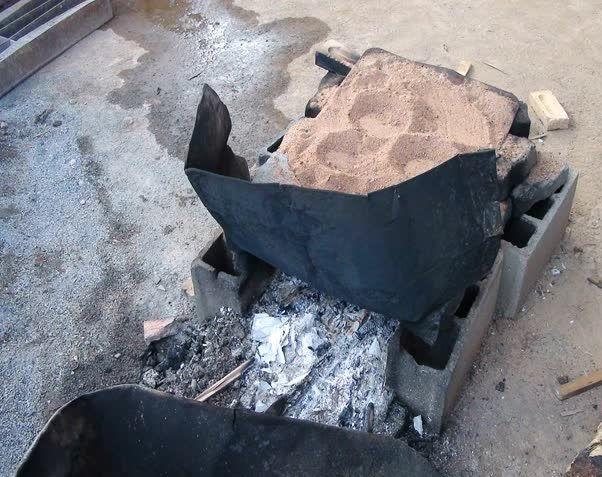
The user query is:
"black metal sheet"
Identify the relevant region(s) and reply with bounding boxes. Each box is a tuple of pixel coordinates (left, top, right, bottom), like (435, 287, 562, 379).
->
(16, 385, 440, 477)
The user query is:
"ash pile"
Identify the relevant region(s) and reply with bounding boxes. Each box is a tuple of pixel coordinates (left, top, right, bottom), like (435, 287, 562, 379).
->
(142, 272, 410, 436)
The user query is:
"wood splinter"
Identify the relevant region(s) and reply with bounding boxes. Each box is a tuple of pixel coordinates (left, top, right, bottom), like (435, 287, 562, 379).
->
(195, 358, 254, 402)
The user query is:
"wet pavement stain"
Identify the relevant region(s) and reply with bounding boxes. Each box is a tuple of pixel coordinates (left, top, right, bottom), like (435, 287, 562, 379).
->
(76, 135, 94, 155)
(122, 0, 210, 32)
(106, 0, 329, 162)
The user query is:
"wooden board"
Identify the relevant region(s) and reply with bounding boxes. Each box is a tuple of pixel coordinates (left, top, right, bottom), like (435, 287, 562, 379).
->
(555, 369, 602, 401)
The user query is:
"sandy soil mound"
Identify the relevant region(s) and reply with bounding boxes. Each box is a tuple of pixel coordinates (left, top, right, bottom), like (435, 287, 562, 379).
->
(279, 49, 519, 194)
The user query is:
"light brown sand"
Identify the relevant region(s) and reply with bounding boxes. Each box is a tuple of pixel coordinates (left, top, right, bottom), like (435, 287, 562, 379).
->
(526, 151, 568, 183)
(279, 49, 519, 194)
(496, 134, 534, 176)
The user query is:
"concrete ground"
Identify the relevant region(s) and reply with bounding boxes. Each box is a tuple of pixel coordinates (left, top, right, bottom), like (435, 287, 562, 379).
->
(0, 0, 601, 475)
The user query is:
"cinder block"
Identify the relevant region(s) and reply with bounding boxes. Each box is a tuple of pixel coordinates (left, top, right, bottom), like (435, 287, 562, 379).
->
(497, 169, 578, 318)
(528, 90, 569, 131)
(0, 0, 112, 98)
(191, 231, 275, 321)
(386, 251, 503, 433)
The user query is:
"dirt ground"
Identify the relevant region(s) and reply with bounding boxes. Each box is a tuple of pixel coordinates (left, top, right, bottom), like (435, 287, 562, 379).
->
(0, 0, 601, 475)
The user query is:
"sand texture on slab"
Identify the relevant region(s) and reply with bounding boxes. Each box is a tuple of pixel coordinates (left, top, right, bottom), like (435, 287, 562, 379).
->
(279, 48, 519, 195)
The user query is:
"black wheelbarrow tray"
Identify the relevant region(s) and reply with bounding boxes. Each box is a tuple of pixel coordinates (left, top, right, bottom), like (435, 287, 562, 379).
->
(16, 385, 440, 476)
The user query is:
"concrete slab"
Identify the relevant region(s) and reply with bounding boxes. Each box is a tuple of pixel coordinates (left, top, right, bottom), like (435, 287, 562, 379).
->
(0, 0, 112, 97)
(386, 251, 503, 433)
(497, 169, 578, 318)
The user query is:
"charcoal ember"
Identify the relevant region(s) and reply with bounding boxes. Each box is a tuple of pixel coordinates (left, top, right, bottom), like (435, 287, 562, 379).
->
(338, 401, 354, 427)
(373, 400, 408, 438)
(153, 333, 192, 372)
(511, 152, 569, 217)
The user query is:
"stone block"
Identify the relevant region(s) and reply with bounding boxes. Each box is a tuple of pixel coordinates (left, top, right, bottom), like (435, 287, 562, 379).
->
(454, 60, 471, 76)
(191, 231, 275, 321)
(386, 251, 503, 433)
(498, 169, 578, 318)
(528, 90, 569, 130)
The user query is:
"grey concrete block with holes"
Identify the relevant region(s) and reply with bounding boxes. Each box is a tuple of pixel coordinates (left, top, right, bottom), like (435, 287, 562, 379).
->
(497, 169, 578, 319)
(386, 251, 503, 433)
(191, 231, 275, 321)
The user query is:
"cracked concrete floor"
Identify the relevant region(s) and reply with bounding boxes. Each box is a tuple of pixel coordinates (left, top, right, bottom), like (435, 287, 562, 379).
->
(1, 0, 601, 475)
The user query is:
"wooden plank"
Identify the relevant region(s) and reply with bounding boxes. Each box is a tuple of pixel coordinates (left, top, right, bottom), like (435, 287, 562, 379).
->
(555, 369, 602, 401)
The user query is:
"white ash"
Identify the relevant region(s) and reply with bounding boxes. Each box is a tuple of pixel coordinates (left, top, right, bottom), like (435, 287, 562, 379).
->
(140, 272, 400, 432)
(239, 273, 399, 431)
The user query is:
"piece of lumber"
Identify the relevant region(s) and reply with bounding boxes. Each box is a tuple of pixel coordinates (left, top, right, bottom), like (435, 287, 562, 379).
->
(455, 60, 472, 77)
(195, 358, 253, 402)
(528, 90, 569, 131)
(555, 369, 602, 401)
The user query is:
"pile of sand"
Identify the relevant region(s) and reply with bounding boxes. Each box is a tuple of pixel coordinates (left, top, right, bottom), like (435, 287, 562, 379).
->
(278, 49, 519, 195)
